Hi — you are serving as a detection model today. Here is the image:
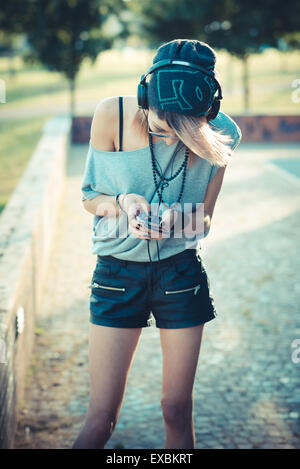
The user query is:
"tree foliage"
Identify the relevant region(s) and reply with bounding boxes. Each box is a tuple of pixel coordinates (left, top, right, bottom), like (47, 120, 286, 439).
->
(130, 0, 300, 57)
(0, 0, 27, 34)
(21, 0, 125, 81)
(0, 0, 127, 116)
(203, 0, 300, 59)
(129, 0, 300, 112)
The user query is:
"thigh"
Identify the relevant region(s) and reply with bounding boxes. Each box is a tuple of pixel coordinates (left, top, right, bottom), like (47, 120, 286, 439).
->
(160, 324, 204, 401)
(87, 323, 142, 417)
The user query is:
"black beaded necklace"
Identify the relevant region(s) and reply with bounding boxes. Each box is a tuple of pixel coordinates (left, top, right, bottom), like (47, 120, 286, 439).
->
(148, 132, 189, 206)
(146, 123, 190, 269)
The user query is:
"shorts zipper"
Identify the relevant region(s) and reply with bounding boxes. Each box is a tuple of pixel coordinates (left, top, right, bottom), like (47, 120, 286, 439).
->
(165, 284, 201, 295)
(89, 281, 126, 292)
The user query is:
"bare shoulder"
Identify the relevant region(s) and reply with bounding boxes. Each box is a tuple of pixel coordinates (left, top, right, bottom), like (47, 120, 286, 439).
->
(90, 95, 140, 152)
(90, 96, 119, 151)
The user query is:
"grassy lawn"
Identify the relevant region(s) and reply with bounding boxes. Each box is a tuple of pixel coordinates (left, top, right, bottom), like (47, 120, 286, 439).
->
(0, 47, 299, 214)
(0, 116, 50, 214)
(1, 48, 299, 115)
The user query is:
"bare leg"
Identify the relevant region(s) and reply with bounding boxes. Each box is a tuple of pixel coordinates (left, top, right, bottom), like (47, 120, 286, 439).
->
(159, 324, 205, 449)
(72, 323, 142, 449)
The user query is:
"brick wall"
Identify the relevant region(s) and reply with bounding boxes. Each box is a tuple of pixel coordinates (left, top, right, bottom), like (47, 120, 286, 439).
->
(72, 115, 300, 144)
(231, 115, 300, 143)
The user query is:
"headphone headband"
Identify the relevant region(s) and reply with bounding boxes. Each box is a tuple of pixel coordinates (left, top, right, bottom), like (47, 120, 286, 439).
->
(137, 58, 222, 119)
(141, 59, 216, 84)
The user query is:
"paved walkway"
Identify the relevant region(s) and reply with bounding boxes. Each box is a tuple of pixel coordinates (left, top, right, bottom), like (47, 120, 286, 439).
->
(14, 142, 300, 449)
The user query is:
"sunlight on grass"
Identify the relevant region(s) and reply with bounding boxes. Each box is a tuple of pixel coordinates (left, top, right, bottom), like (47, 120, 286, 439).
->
(0, 117, 50, 214)
(2, 49, 153, 112)
(1, 48, 300, 115)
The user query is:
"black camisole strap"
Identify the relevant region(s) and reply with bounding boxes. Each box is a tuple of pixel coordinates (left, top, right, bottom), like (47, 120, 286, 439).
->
(118, 96, 123, 152)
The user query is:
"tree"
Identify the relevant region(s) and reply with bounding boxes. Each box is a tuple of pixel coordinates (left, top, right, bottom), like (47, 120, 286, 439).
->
(0, 0, 27, 35)
(129, 0, 300, 113)
(0, 0, 126, 119)
(129, 0, 212, 46)
(203, 0, 300, 112)
(0, 0, 29, 78)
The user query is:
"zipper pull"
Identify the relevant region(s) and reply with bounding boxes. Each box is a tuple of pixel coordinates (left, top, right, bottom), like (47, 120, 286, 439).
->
(194, 285, 201, 295)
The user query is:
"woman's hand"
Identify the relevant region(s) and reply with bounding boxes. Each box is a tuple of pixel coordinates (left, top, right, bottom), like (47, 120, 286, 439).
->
(119, 196, 180, 241)
(146, 207, 177, 240)
(120, 193, 152, 240)
(137, 206, 178, 241)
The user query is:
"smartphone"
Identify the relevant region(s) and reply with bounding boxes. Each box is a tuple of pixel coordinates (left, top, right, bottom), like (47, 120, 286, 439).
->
(136, 212, 170, 234)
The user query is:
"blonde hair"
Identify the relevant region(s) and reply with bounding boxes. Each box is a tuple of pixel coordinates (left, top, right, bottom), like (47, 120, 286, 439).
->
(135, 107, 233, 169)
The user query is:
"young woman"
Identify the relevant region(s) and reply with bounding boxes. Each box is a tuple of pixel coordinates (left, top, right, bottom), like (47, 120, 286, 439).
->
(73, 39, 241, 449)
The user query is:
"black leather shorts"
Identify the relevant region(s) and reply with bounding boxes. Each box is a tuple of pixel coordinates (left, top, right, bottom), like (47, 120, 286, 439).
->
(89, 249, 217, 329)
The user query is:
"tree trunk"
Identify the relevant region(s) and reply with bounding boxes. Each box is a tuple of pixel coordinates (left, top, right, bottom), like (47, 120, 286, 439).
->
(69, 77, 76, 135)
(226, 53, 233, 95)
(8, 51, 17, 81)
(70, 77, 75, 120)
(280, 51, 287, 73)
(242, 54, 250, 114)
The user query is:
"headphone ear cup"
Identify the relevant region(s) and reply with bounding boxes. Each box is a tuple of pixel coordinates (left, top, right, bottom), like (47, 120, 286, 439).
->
(137, 82, 149, 109)
(206, 98, 220, 121)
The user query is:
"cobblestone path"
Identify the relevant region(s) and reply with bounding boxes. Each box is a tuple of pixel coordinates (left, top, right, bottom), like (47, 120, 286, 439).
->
(14, 143, 300, 449)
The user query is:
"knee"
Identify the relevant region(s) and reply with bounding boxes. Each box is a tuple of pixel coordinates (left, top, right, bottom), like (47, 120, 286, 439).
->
(85, 408, 117, 440)
(161, 397, 193, 427)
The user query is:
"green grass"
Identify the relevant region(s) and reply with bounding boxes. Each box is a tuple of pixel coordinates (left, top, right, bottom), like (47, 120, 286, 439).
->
(2, 48, 299, 115)
(215, 49, 300, 114)
(0, 47, 299, 214)
(0, 116, 50, 214)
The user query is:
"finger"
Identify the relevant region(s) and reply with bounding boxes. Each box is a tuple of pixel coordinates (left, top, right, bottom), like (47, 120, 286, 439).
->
(129, 220, 150, 239)
(127, 210, 137, 223)
(140, 201, 151, 215)
(130, 228, 151, 240)
(133, 220, 149, 234)
(128, 204, 146, 223)
(147, 227, 162, 239)
(161, 208, 172, 220)
(135, 203, 150, 218)
(129, 215, 149, 231)
(160, 211, 174, 230)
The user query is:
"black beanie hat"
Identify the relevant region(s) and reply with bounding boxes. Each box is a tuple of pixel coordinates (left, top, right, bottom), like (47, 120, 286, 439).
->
(148, 39, 219, 117)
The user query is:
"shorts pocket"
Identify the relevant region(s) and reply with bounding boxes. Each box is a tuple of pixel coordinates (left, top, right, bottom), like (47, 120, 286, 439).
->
(89, 271, 127, 297)
(164, 284, 201, 296)
(89, 281, 126, 293)
(94, 259, 121, 276)
(160, 258, 202, 295)
(174, 257, 202, 277)
(90, 260, 125, 294)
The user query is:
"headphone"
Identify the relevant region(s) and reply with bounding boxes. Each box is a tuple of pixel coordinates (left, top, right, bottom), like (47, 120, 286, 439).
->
(137, 59, 222, 121)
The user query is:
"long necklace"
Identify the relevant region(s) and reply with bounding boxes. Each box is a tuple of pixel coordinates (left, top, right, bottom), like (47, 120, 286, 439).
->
(149, 133, 189, 205)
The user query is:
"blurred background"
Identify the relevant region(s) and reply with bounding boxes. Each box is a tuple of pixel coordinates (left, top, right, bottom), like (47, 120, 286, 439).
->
(0, 0, 300, 450)
(1, 0, 300, 213)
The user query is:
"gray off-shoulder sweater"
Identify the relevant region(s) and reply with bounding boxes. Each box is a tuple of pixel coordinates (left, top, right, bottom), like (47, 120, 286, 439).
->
(81, 111, 242, 261)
